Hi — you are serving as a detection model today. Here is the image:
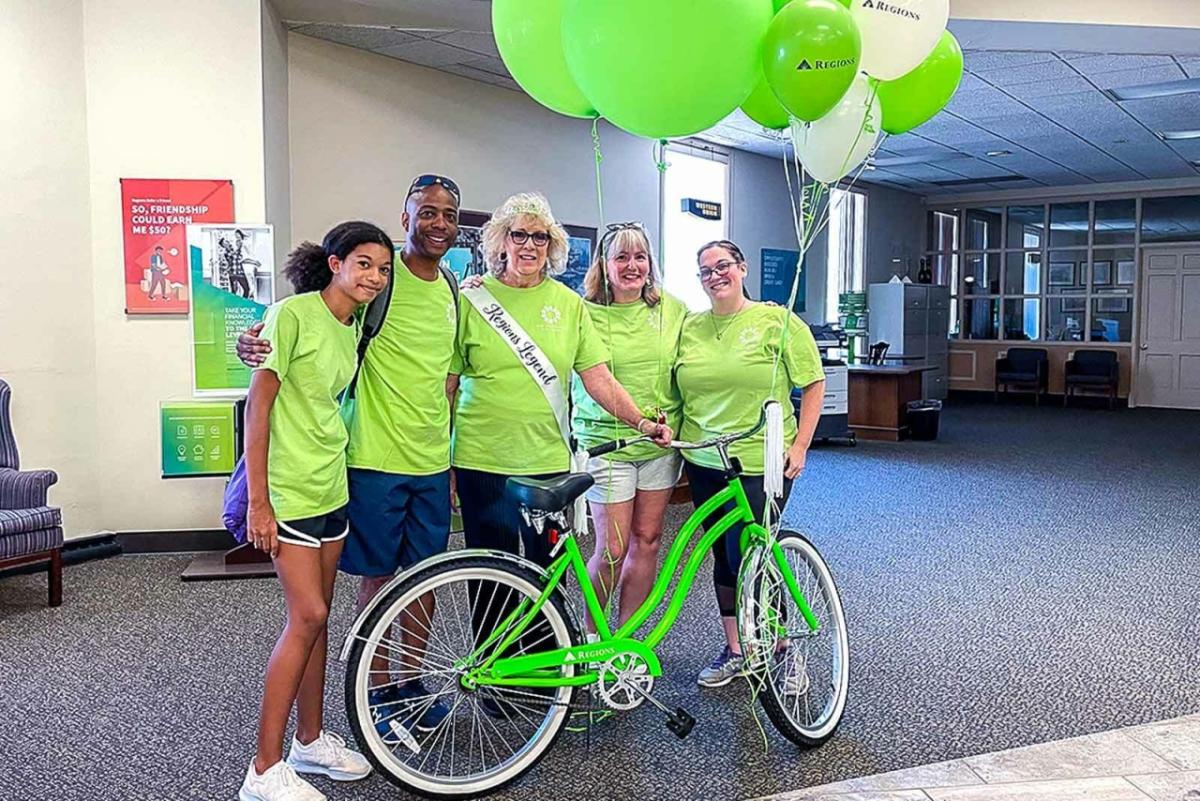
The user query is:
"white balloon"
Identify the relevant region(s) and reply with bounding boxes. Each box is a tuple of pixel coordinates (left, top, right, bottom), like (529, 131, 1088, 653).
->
(850, 0, 949, 81)
(792, 75, 882, 184)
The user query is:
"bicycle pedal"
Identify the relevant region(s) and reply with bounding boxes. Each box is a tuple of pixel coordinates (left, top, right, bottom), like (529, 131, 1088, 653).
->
(665, 707, 695, 739)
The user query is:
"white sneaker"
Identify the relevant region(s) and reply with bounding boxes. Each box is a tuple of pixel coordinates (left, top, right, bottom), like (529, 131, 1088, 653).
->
(287, 730, 372, 782)
(239, 760, 326, 801)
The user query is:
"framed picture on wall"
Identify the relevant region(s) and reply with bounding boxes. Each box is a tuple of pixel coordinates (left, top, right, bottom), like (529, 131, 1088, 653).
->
(1096, 296, 1130, 313)
(1049, 261, 1075, 287)
(1117, 259, 1136, 286)
(1092, 260, 1112, 287)
(453, 210, 597, 294)
(1061, 297, 1085, 312)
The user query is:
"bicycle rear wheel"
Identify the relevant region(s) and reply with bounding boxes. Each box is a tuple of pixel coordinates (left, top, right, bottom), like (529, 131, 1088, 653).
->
(744, 531, 849, 747)
(344, 554, 580, 799)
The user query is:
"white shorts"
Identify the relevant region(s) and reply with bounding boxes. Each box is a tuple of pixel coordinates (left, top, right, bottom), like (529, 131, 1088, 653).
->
(584, 452, 683, 505)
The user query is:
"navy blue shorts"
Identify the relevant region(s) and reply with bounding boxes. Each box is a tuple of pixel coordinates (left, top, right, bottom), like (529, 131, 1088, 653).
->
(339, 468, 451, 577)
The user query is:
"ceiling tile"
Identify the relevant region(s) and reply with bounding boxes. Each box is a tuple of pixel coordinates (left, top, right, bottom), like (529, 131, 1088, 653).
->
(434, 31, 501, 58)
(1002, 75, 1095, 99)
(376, 38, 474, 67)
(293, 24, 420, 51)
(1181, 59, 1200, 79)
(976, 59, 1080, 87)
(438, 63, 520, 91)
(1121, 94, 1200, 133)
(971, 110, 1062, 141)
(936, 157, 1021, 179)
(1092, 64, 1189, 90)
(1165, 139, 1200, 161)
(458, 56, 509, 78)
(1067, 54, 1178, 75)
(963, 50, 1057, 72)
(945, 88, 1029, 118)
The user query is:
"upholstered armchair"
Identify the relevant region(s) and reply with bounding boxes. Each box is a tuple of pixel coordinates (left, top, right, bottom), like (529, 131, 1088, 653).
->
(1064, 350, 1119, 409)
(995, 347, 1049, 406)
(0, 379, 63, 606)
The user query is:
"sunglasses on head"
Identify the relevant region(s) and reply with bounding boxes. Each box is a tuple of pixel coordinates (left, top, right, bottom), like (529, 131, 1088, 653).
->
(407, 174, 461, 204)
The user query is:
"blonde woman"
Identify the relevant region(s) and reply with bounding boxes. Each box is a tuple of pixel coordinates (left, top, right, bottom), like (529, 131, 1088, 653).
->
(572, 222, 688, 630)
(446, 195, 672, 570)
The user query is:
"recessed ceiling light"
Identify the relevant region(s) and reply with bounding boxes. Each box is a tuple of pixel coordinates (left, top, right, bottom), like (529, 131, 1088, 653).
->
(986, 150, 1012, 157)
(1159, 130, 1200, 141)
(1107, 78, 1200, 102)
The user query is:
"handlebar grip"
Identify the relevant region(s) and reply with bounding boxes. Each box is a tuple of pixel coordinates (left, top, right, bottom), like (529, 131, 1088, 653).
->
(586, 439, 624, 458)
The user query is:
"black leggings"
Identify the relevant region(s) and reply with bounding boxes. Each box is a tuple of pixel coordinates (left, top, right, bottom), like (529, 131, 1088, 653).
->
(684, 461, 793, 617)
(455, 467, 563, 658)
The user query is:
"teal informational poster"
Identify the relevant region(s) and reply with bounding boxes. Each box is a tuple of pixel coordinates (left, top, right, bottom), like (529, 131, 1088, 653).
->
(760, 248, 806, 311)
(187, 223, 274, 396)
(161, 401, 237, 477)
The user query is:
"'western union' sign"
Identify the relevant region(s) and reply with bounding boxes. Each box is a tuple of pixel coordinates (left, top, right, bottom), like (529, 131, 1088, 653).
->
(681, 198, 722, 221)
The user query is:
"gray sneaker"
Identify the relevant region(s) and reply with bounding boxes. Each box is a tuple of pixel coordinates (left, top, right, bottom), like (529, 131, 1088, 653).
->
(697, 645, 744, 688)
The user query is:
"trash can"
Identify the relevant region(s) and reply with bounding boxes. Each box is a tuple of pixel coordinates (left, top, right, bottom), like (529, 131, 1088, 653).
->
(906, 399, 942, 441)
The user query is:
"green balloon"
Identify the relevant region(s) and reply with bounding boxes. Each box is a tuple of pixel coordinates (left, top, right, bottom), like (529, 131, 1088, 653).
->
(742, 74, 791, 130)
(763, 0, 861, 122)
(774, 0, 849, 9)
(877, 30, 963, 135)
(493, 0, 596, 119)
(562, 0, 774, 139)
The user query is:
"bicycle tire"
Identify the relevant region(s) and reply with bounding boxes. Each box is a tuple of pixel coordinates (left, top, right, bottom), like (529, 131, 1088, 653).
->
(344, 553, 581, 799)
(750, 531, 849, 747)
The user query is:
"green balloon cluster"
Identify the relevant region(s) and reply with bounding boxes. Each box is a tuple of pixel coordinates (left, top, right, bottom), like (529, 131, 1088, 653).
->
(490, 0, 961, 158)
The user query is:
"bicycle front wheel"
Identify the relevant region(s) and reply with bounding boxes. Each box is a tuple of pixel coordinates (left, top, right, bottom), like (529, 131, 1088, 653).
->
(344, 554, 580, 799)
(748, 531, 849, 747)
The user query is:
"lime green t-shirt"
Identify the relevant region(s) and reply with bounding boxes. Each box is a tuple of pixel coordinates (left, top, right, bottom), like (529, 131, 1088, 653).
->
(256, 292, 360, 520)
(451, 274, 610, 475)
(571, 293, 688, 461)
(346, 259, 457, 475)
(675, 303, 824, 474)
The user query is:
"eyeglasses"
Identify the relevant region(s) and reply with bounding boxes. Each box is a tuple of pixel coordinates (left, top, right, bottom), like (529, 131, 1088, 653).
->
(407, 174, 461, 204)
(698, 260, 740, 281)
(508, 229, 551, 247)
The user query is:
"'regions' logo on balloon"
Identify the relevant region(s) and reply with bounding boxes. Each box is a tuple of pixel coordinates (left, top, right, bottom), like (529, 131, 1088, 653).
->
(797, 58, 858, 71)
(861, 0, 921, 21)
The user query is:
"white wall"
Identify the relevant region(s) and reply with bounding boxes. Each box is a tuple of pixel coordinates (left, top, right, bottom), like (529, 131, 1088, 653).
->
(262, 0, 292, 272)
(0, 0, 102, 534)
(288, 34, 661, 254)
(79, 0, 271, 536)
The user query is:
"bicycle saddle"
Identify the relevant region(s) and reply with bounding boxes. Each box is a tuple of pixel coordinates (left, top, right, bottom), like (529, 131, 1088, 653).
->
(505, 473, 595, 513)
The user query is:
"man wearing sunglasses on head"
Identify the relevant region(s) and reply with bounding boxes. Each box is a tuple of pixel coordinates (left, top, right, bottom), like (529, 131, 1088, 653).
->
(237, 174, 463, 737)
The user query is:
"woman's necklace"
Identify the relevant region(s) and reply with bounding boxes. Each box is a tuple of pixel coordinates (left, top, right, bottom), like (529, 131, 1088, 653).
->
(711, 299, 748, 340)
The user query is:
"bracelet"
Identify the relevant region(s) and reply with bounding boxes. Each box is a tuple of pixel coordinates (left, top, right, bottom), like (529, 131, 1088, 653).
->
(636, 418, 652, 434)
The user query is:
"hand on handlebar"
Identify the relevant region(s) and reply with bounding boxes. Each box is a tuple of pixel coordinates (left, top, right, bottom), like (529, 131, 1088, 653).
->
(647, 422, 673, 448)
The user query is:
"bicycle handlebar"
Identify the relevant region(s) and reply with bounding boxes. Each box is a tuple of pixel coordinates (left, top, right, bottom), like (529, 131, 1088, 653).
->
(583, 402, 773, 460)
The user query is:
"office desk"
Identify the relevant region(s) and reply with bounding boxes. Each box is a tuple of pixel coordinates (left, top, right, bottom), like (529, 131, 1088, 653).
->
(847, 365, 937, 441)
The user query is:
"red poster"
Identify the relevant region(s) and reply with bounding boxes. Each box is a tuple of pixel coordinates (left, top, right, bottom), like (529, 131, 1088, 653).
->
(121, 178, 234, 314)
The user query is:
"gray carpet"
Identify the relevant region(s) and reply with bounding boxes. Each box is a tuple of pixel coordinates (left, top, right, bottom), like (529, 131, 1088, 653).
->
(3, 402, 1200, 801)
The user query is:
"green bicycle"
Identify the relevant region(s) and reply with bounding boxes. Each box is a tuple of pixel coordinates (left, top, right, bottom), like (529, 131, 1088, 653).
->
(340, 402, 849, 798)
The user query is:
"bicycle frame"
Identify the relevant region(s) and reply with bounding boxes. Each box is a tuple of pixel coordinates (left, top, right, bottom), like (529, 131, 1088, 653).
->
(465, 470, 821, 690)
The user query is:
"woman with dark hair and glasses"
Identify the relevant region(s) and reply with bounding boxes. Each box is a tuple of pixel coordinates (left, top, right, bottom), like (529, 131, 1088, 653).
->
(448, 194, 672, 572)
(674, 239, 826, 688)
(573, 221, 688, 631)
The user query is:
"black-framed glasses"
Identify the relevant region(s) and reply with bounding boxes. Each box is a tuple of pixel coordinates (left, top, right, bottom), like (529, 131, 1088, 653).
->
(407, 174, 461, 204)
(508, 229, 551, 247)
(698, 259, 739, 281)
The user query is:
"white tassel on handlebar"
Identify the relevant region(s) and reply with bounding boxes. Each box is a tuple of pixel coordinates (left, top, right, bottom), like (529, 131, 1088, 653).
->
(763, 400, 785, 500)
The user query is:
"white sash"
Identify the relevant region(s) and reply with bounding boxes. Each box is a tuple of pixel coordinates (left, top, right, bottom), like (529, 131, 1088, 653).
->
(462, 284, 589, 524)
